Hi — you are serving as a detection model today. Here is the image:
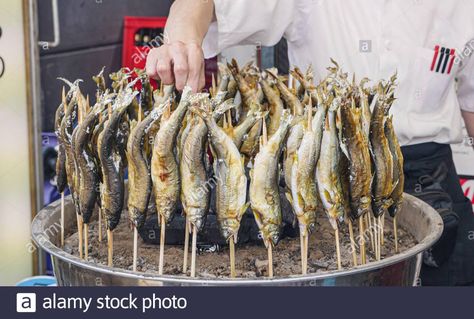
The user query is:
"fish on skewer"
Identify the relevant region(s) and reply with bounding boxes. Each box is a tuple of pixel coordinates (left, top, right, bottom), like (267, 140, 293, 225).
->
(151, 87, 193, 275)
(180, 95, 234, 276)
(369, 78, 396, 259)
(74, 95, 111, 259)
(249, 110, 292, 277)
(190, 98, 249, 278)
(127, 101, 169, 270)
(385, 115, 404, 252)
(99, 91, 135, 232)
(316, 99, 345, 270)
(340, 97, 373, 264)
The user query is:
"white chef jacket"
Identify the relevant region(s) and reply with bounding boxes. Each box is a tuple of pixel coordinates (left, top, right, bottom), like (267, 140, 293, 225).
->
(203, 0, 474, 146)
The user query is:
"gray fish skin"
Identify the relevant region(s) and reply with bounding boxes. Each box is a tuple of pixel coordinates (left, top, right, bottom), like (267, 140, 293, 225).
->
(75, 102, 106, 224)
(250, 110, 292, 247)
(316, 102, 345, 229)
(369, 93, 394, 217)
(151, 87, 192, 223)
(190, 100, 248, 243)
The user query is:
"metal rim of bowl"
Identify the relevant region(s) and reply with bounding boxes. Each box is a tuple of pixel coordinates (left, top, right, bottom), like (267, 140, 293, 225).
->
(32, 193, 443, 285)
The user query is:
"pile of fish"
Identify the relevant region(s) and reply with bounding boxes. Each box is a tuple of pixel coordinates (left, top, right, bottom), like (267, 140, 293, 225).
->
(54, 58, 404, 276)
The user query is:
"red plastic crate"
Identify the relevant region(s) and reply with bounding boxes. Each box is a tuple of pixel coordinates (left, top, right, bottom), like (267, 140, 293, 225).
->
(122, 16, 217, 91)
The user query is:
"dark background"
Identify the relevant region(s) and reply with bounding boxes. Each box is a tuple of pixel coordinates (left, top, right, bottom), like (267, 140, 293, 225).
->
(38, 0, 174, 132)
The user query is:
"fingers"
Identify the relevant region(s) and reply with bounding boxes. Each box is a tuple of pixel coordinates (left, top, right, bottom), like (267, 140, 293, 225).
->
(169, 43, 189, 91)
(186, 43, 205, 93)
(145, 42, 206, 92)
(146, 47, 174, 85)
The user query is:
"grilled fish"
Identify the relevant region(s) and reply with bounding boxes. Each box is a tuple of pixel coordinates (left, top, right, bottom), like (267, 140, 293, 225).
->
(75, 101, 107, 224)
(316, 100, 345, 229)
(385, 116, 404, 217)
(99, 91, 136, 230)
(250, 110, 292, 247)
(369, 84, 395, 217)
(291, 101, 328, 235)
(151, 87, 192, 223)
(340, 99, 372, 219)
(190, 100, 248, 242)
(127, 102, 168, 228)
(260, 75, 284, 138)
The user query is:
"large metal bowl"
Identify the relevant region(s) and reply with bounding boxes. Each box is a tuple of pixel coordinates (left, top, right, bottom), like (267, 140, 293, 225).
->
(32, 193, 442, 286)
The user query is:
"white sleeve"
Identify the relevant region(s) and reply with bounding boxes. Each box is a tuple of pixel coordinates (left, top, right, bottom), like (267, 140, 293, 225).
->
(456, 39, 474, 113)
(202, 0, 300, 58)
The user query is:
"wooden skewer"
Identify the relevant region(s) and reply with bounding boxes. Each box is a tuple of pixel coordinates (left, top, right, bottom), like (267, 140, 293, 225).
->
(367, 213, 375, 252)
(190, 224, 198, 278)
(393, 215, 399, 253)
(60, 192, 65, 247)
(183, 217, 190, 274)
(133, 227, 138, 272)
(107, 229, 113, 267)
(77, 214, 83, 259)
(84, 223, 89, 260)
(158, 215, 166, 275)
(300, 232, 306, 275)
(378, 215, 383, 260)
(381, 212, 385, 246)
(358, 217, 366, 264)
(335, 225, 342, 270)
(229, 236, 236, 278)
(348, 219, 358, 266)
(267, 243, 273, 278)
(304, 232, 309, 274)
(98, 208, 102, 243)
(373, 216, 378, 260)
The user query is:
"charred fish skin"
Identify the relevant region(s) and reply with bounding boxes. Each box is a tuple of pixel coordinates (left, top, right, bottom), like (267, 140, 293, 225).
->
(340, 100, 373, 219)
(151, 87, 192, 223)
(385, 116, 404, 217)
(190, 100, 248, 243)
(369, 88, 394, 217)
(250, 110, 292, 247)
(99, 97, 133, 230)
(75, 103, 106, 224)
(316, 102, 345, 229)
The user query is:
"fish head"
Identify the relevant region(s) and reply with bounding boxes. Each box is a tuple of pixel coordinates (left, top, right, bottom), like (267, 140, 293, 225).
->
(261, 224, 281, 247)
(221, 219, 240, 242)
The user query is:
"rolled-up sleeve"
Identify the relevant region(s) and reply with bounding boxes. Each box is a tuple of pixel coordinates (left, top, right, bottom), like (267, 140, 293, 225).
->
(456, 39, 474, 112)
(203, 0, 299, 58)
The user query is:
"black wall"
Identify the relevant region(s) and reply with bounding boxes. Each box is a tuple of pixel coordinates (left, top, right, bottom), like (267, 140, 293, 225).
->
(39, 0, 173, 132)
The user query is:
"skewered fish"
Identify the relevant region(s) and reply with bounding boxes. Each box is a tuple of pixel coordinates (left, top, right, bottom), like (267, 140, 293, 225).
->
(340, 99, 373, 219)
(190, 100, 248, 242)
(99, 90, 136, 230)
(369, 82, 395, 217)
(151, 87, 193, 223)
(250, 110, 292, 247)
(54, 89, 69, 193)
(291, 100, 328, 235)
(385, 115, 404, 217)
(127, 102, 169, 228)
(75, 99, 108, 224)
(316, 100, 345, 229)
